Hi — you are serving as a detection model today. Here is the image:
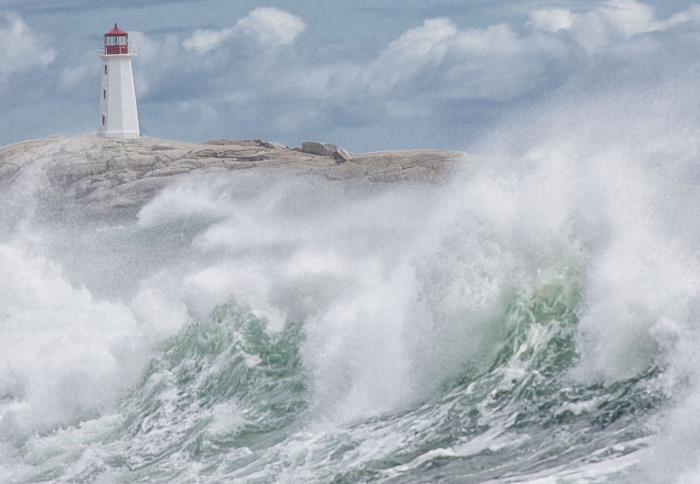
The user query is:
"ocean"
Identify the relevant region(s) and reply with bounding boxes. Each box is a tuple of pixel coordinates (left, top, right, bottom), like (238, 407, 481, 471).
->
(2, 78, 700, 483)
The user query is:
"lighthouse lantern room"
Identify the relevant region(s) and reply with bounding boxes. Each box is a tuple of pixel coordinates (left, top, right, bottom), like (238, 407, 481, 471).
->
(99, 23, 140, 138)
(104, 24, 129, 55)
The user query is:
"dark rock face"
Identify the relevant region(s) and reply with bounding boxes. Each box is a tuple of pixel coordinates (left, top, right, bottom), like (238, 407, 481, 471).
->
(301, 141, 337, 156)
(0, 134, 467, 220)
(333, 148, 352, 164)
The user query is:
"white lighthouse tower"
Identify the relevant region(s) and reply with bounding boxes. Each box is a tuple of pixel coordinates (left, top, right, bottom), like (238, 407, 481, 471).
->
(99, 24, 140, 138)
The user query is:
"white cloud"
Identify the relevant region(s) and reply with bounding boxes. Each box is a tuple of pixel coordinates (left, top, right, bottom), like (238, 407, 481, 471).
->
(232, 7, 305, 47)
(441, 25, 568, 101)
(157, 0, 700, 115)
(381, 17, 457, 62)
(364, 18, 457, 94)
(277, 0, 700, 112)
(131, 33, 182, 98)
(590, 0, 658, 37)
(344, 18, 570, 103)
(570, 0, 657, 53)
(528, 9, 574, 33)
(128, 31, 160, 61)
(657, 4, 700, 30)
(0, 13, 55, 77)
(153, 2, 697, 115)
(60, 63, 91, 88)
(529, 1, 665, 53)
(47, 0, 700, 148)
(182, 27, 232, 53)
(183, 7, 304, 53)
(450, 23, 524, 57)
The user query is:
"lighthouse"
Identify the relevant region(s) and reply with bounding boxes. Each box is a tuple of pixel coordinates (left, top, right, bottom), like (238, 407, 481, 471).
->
(99, 24, 140, 138)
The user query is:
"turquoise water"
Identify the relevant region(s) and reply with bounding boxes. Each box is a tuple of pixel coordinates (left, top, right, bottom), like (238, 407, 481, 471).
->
(0, 257, 664, 482)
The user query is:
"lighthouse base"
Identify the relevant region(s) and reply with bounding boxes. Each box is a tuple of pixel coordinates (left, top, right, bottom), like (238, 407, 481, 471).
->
(99, 130, 140, 139)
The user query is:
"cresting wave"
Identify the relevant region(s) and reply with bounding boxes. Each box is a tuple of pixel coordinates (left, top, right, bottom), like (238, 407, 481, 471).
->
(3, 54, 700, 484)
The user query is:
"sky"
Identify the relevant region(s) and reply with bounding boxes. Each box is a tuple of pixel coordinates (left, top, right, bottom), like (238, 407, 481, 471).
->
(0, 0, 699, 151)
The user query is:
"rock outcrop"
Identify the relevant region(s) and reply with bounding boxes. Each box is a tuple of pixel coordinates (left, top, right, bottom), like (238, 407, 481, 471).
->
(301, 141, 337, 156)
(207, 139, 287, 150)
(333, 148, 352, 164)
(301, 141, 355, 164)
(0, 133, 467, 220)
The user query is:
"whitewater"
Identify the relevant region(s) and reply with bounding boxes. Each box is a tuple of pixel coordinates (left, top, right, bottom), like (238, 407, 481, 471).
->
(3, 39, 700, 484)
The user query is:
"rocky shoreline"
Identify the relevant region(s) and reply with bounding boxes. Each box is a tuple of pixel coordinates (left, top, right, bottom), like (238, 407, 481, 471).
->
(0, 134, 467, 219)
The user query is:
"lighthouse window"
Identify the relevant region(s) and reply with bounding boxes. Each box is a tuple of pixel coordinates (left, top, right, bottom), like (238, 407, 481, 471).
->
(101, 115, 105, 126)
(103, 89, 106, 100)
(104, 65, 107, 75)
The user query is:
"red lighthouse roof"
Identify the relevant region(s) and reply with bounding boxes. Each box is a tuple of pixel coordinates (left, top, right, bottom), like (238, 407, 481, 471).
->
(103, 23, 129, 55)
(105, 23, 128, 36)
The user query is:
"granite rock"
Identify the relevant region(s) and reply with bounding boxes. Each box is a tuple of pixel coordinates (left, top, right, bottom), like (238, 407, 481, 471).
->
(0, 133, 467, 220)
(302, 141, 337, 156)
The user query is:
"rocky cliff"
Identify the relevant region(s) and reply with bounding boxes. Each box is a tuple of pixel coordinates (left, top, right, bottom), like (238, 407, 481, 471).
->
(0, 134, 467, 219)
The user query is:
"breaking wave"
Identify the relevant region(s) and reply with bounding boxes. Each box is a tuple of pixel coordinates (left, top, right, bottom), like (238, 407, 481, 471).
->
(3, 54, 700, 484)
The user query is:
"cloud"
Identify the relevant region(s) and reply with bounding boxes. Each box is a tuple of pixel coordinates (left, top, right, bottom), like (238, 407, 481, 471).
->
(527, 9, 574, 33)
(363, 18, 457, 95)
(341, 0, 700, 104)
(0, 13, 55, 78)
(232, 7, 305, 47)
(183, 7, 305, 53)
(60, 63, 91, 88)
(58, 30, 162, 92)
(528, 0, 692, 54)
(0, 0, 210, 15)
(659, 4, 700, 29)
(277, 16, 569, 104)
(568, 0, 657, 53)
(8, 0, 700, 150)
(128, 31, 161, 61)
(182, 27, 231, 53)
(117, 0, 700, 148)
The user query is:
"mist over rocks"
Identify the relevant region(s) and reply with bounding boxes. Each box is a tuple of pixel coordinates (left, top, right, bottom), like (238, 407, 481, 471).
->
(0, 133, 466, 220)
